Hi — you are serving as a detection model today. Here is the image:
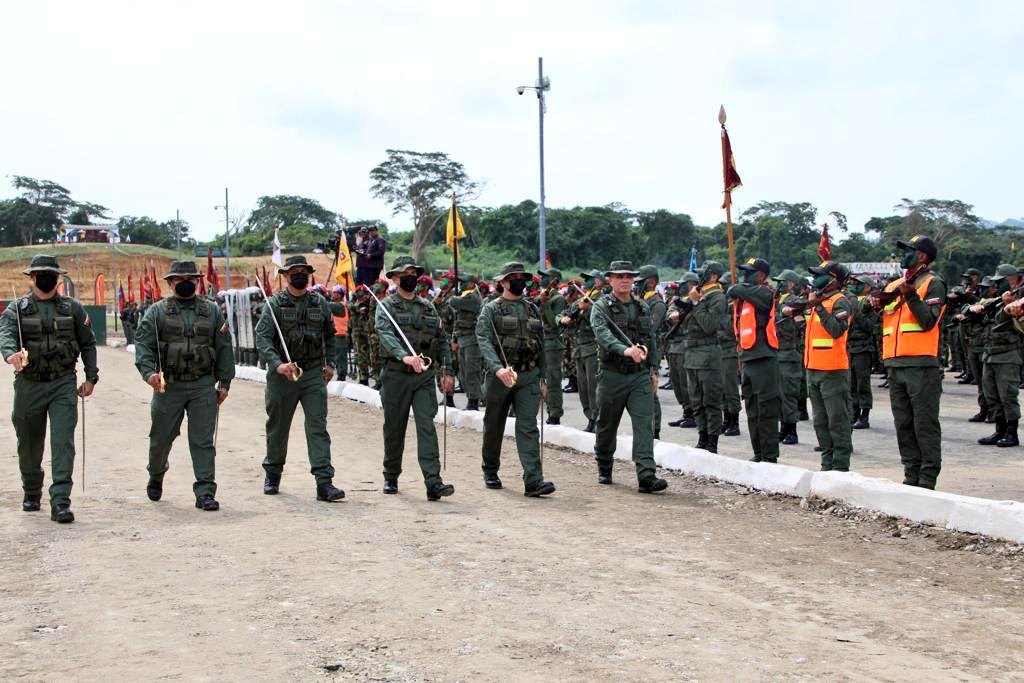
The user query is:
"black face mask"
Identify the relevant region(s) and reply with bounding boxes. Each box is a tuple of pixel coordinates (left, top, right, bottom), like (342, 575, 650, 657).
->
(289, 272, 310, 290)
(398, 275, 418, 293)
(507, 280, 527, 296)
(35, 272, 58, 293)
(174, 280, 197, 298)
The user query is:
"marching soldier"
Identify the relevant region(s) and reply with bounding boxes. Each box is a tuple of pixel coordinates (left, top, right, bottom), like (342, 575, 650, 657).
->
(870, 235, 947, 489)
(560, 275, 600, 432)
(328, 285, 350, 380)
(773, 269, 807, 444)
(847, 275, 879, 429)
(729, 258, 781, 464)
(349, 287, 373, 385)
(538, 268, 567, 425)
(665, 272, 698, 429)
(720, 273, 742, 436)
(376, 256, 456, 499)
(637, 265, 668, 439)
(961, 276, 994, 419)
(121, 301, 138, 344)
(0, 255, 98, 522)
(476, 262, 555, 497)
(256, 255, 345, 502)
(804, 261, 854, 471)
(674, 262, 725, 452)
(592, 261, 668, 493)
(975, 264, 1022, 447)
(448, 274, 484, 410)
(134, 261, 235, 510)
(368, 280, 387, 389)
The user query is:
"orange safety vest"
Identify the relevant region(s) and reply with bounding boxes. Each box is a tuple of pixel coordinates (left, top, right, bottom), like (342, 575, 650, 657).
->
(881, 274, 943, 359)
(734, 298, 779, 350)
(804, 292, 849, 370)
(333, 307, 349, 336)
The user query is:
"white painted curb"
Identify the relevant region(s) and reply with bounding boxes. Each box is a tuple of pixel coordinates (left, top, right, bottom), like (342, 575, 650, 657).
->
(127, 347, 1024, 544)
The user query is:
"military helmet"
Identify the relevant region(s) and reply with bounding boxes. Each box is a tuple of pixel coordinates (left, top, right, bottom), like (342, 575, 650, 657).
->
(682, 271, 700, 284)
(771, 269, 803, 286)
(700, 261, 725, 278)
(636, 264, 659, 281)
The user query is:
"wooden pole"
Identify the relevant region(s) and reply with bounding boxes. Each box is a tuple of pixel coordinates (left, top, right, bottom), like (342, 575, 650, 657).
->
(725, 194, 736, 285)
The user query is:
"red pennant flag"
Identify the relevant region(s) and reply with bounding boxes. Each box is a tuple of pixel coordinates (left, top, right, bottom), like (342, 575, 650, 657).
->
(818, 224, 832, 261)
(128, 272, 136, 303)
(150, 262, 162, 299)
(720, 118, 742, 208)
(206, 248, 220, 293)
(262, 266, 273, 296)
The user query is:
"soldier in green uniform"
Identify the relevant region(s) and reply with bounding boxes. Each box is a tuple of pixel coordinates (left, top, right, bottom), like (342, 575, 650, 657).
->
(448, 274, 484, 410)
(804, 261, 855, 471)
(636, 265, 668, 439)
(975, 264, 1022, 447)
(368, 281, 386, 389)
(349, 288, 373, 385)
(672, 262, 725, 452)
(720, 273, 742, 436)
(538, 268, 567, 425)
(1, 255, 97, 523)
(591, 261, 668, 492)
(476, 262, 555, 497)
(560, 277, 600, 432)
(256, 255, 345, 502)
(961, 276, 994, 420)
(665, 273, 698, 429)
(328, 286, 350, 380)
(729, 258, 781, 464)
(957, 268, 983, 384)
(134, 261, 235, 510)
(376, 256, 456, 499)
(773, 269, 807, 444)
(431, 278, 457, 407)
(847, 275, 879, 429)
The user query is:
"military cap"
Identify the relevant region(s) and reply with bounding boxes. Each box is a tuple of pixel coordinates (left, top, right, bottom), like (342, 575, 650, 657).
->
(962, 267, 983, 278)
(22, 254, 67, 275)
(538, 268, 563, 281)
(701, 261, 725, 277)
(385, 255, 425, 278)
(895, 234, 937, 261)
(808, 260, 851, 282)
(580, 269, 603, 280)
(636, 264, 659, 281)
(682, 271, 700, 283)
(771, 269, 804, 286)
(458, 272, 479, 285)
(856, 274, 875, 287)
(738, 257, 770, 274)
(991, 263, 1018, 280)
(496, 261, 533, 280)
(162, 260, 204, 280)
(980, 275, 995, 288)
(277, 254, 316, 274)
(605, 261, 640, 276)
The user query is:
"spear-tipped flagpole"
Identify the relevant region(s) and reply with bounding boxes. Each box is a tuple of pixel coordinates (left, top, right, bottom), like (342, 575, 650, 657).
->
(719, 105, 742, 286)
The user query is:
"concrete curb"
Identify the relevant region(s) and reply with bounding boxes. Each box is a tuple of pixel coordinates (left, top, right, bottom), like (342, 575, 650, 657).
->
(156, 352, 1024, 544)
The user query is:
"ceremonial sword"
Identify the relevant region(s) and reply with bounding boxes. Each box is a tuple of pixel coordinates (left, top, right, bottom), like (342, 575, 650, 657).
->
(10, 287, 27, 369)
(570, 283, 649, 361)
(359, 284, 432, 370)
(262, 296, 304, 381)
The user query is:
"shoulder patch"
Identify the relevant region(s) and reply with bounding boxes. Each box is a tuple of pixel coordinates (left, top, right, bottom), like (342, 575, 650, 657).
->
(925, 298, 944, 306)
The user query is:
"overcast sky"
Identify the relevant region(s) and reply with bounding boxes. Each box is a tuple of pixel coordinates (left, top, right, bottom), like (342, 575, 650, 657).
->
(2, 1, 1022, 243)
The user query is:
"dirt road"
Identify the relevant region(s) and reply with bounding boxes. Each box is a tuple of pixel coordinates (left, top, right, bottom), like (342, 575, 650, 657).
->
(1, 347, 1023, 681)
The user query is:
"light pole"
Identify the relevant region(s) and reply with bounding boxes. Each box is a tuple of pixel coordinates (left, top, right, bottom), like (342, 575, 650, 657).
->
(175, 209, 181, 259)
(517, 57, 550, 270)
(214, 188, 231, 288)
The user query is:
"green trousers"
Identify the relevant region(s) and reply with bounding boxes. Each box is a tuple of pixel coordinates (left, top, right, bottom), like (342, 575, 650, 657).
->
(12, 374, 78, 507)
(148, 377, 218, 497)
(668, 353, 692, 417)
(481, 367, 544, 487)
(457, 342, 483, 401)
(741, 356, 780, 463)
(263, 368, 335, 484)
(888, 366, 942, 488)
(352, 331, 371, 382)
(333, 335, 348, 380)
(967, 351, 985, 408)
(686, 366, 722, 435)
(544, 347, 564, 419)
(721, 354, 741, 414)
(807, 369, 852, 472)
(849, 351, 873, 412)
(983, 361, 1021, 421)
(379, 366, 442, 488)
(594, 368, 657, 482)
(778, 359, 803, 424)
(576, 352, 598, 421)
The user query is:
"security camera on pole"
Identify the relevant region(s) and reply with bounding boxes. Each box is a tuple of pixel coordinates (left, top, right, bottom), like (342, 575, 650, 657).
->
(517, 58, 551, 271)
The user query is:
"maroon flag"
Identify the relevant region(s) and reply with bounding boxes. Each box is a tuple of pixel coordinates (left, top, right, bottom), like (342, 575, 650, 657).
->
(818, 224, 832, 261)
(206, 248, 221, 293)
(720, 108, 742, 208)
(261, 266, 273, 296)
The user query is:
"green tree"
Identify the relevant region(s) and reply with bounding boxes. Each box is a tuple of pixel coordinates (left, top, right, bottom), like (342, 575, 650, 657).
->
(118, 216, 194, 248)
(369, 149, 479, 262)
(0, 176, 109, 245)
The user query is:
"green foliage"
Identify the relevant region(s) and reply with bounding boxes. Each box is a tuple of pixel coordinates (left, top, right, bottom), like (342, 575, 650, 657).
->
(0, 176, 109, 245)
(118, 215, 194, 249)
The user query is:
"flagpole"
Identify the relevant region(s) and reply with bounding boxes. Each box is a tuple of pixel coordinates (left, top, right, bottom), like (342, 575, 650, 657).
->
(719, 105, 740, 285)
(725, 195, 736, 285)
(451, 194, 460, 295)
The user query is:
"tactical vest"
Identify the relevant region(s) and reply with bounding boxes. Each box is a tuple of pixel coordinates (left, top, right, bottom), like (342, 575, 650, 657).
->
(492, 298, 543, 370)
(274, 291, 326, 367)
(160, 298, 216, 382)
(18, 296, 80, 381)
(881, 275, 944, 360)
(454, 291, 482, 337)
(599, 295, 652, 373)
(383, 295, 441, 364)
(734, 299, 779, 350)
(804, 292, 849, 371)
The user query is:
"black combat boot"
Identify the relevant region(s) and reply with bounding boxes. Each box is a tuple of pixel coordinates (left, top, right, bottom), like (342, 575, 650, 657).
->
(382, 479, 398, 494)
(22, 494, 41, 512)
(444, 395, 455, 408)
(696, 430, 708, 449)
(50, 504, 74, 523)
(706, 433, 719, 454)
(679, 414, 697, 428)
(659, 380, 673, 390)
(781, 423, 799, 445)
(466, 398, 479, 411)
(563, 375, 579, 393)
(316, 482, 346, 502)
(146, 477, 163, 501)
(979, 418, 1007, 445)
(598, 466, 613, 485)
(263, 473, 281, 495)
(524, 480, 556, 497)
(427, 482, 455, 501)
(638, 477, 668, 493)
(359, 378, 369, 386)
(546, 415, 560, 425)
(195, 495, 220, 511)
(723, 413, 741, 436)
(584, 419, 596, 433)
(668, 415, 687, 427)
(998, 420, 1020, 448)
(968, 407, 989, 423)
(853, 409, 870, 430)
(484, 474, 503, 489)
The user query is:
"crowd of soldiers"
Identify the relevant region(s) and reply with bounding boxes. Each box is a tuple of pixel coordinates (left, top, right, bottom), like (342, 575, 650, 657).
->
(7, 233, 1024, 522)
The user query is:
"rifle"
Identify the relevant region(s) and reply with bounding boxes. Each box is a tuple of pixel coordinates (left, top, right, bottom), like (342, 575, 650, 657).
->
(872, 267, 928, 307)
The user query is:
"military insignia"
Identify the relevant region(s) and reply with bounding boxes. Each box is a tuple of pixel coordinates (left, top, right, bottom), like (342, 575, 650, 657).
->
(19, 298, 28, 311)
(835, 310, 849, 320)
(925, 298, 943, 305)
(84, 314, 92, 327)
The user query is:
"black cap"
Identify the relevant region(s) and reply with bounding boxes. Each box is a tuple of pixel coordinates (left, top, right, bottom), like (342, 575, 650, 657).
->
(737, 257, 770, 274)
(962, 267, 982, 278)
(896, 234, 937, 261)
(808, 260, 850, 282)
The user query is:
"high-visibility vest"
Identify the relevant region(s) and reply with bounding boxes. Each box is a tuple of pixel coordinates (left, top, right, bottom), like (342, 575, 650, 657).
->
(881, 274, 944, 359)
(333, 306, 349, 336)
(734, 298, 779, 350)
(804, 292, 849, 370)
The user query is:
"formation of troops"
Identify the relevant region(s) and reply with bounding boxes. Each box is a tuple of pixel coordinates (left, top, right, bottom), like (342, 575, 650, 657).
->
(6, 233, 1024, 521)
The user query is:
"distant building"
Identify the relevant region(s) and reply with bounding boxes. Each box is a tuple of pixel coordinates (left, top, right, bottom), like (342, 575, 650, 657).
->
(59, 224, 120, 244)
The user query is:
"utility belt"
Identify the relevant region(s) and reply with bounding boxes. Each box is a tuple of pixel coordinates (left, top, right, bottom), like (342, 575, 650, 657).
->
(386, 359, 437, 374)
(19, 368, 71, 383)
(600, 352, 646, 374)
(684, 338, 718, 349)
(989, 344, 1019, 356)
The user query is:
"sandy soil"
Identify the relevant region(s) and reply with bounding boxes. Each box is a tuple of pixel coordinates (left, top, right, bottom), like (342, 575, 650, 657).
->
(1, 346, 1023, 681)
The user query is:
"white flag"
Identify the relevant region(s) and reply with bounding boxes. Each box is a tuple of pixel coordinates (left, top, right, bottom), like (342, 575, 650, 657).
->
(272, 222, 283, 266)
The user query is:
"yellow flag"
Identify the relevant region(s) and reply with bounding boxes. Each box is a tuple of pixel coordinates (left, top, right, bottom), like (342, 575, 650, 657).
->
(446, 194, 466, 254)
(334, 230, 355, 292)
